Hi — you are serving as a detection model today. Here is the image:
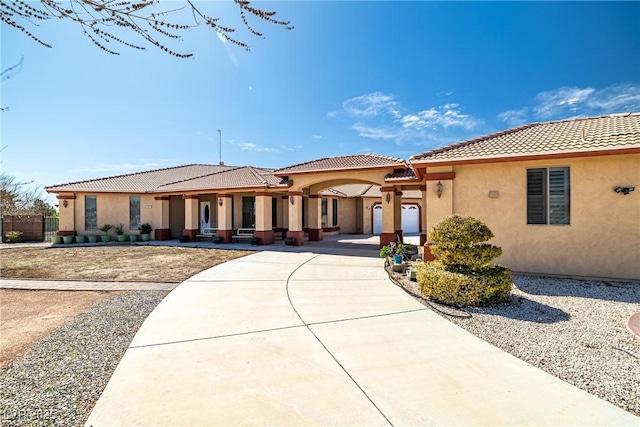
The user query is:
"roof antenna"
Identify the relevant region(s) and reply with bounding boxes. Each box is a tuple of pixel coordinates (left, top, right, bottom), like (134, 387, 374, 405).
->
(217, 129, 224, 165)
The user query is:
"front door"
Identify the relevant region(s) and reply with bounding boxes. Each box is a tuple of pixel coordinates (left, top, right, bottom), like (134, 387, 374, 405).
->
(200, 201, 211, 232)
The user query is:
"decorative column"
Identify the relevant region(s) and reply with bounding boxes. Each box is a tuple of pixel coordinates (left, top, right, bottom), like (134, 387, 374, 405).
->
(216, 194, 234, 243)
(379, 187, 397, 248)
(287, 191, 304, 245)
(307, 194, 323, 241)
(420, 185, 428, 245)
(254, 192, 274, 245)
(57, 194, 76, 236)
(154, 196, 171, 240)
(281, 195, 289, 237)
(182, 195, 199, 241)
(394, 188, 403, 243)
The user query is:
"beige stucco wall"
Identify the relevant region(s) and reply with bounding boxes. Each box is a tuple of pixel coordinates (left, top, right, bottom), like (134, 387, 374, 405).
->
(439, 153, 640, 280)
(67, 193, 157, 235)
(338, 198, 357, 233)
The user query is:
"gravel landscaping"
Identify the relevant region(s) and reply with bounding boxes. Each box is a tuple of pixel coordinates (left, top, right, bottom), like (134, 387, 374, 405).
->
(390, 266, 640, 417)
(0, 291, 168, 427)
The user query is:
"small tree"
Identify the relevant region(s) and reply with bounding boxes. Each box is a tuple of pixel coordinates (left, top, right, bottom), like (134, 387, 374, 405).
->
(417, 215, 512, 306)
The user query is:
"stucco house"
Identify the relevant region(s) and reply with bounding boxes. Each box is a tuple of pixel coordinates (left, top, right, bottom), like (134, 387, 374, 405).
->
(46, 113, 639, 280)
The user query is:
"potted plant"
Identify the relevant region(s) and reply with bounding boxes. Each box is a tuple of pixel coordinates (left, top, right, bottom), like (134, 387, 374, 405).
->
(99, 224, 112, 243)
(62, 235, 75, 244)
(139, 223, 152, 241)
(250, 236, 260, 246)
(75, 235, 87, 244)
(51, 235, 63, 244)
(87, 233, 98, 243)
(283, 237, 295, 246)
(114, 223, 127, 242)
(212, 236, 223, 244)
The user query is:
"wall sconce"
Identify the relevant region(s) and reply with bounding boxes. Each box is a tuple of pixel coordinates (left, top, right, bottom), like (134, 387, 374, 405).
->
(385, 193, 391, 204)
(614, 186, 635, 195)
(62, 200, 68, 208)
(290, 196, 295, 205)
(218, 197, 223, 206)
(436, 181, 443, 198)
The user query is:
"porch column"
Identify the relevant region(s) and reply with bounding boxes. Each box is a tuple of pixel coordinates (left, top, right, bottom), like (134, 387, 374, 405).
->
(182, 195, 199, 241)
(57, 194, 76, 236)
(216, 194, 233, 243)
(394, 188, 403, 243)
(154, 196, 171, 240)
(308, 194, 323, 241)
(287, 191, 304, 245)
(420, 185, 428, 245)
(281, 196, 289, 236)
(254, 192, 274, 245)
(379, 187, 398, 248)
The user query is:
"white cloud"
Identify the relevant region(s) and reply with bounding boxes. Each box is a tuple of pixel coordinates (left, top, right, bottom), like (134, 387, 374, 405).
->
(311, 135, 323, 140)
(497, 83, 640, 127)
(341, 92, 399, 118)
(437, 91, 454, 97)
(332, 92, 480, 143)
(497, 108, 529, 127)
(534, 87, 596, 118)
(237, 142, 275, 153)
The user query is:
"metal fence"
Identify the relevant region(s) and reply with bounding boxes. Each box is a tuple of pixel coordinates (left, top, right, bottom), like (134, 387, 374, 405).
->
(43, 216, 59, 241)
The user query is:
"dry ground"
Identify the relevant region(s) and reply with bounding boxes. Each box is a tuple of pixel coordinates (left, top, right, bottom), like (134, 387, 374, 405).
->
(0, 246, 251, 370)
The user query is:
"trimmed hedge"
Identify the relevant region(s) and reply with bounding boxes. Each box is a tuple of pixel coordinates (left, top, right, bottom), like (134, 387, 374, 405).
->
(418, 215, 512, 306)
(417, 262, 512, 307)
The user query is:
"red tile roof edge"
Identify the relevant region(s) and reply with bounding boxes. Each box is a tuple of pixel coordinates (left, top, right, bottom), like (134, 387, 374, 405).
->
(409, 112, 640, 162)
(274, 153, 407, 174)
(44, 164, 235, 192)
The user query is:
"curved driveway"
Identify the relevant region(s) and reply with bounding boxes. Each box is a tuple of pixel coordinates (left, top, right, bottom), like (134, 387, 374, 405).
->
(86, 238, 638, 426)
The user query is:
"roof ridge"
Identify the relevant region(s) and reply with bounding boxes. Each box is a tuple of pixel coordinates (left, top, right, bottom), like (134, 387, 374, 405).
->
(44, 164, 221, 190)
(246, 166, 269, 185)
(410, 112, 640, 162)
(275, 156, 333, 172)
(365, 153, 407, 165)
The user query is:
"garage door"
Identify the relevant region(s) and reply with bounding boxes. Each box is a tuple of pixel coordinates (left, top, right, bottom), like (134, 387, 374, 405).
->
(372, 204, 420, 234)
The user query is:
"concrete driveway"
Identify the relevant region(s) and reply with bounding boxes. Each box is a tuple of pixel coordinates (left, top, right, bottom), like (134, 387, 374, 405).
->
(86, 237, 638, 426)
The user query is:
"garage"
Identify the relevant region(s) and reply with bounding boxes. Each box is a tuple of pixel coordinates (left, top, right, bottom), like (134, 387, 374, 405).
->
(372, 203, 420, 234)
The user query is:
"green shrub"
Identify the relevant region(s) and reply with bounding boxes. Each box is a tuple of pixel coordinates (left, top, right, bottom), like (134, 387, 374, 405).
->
(429, 215, 494, 245)
(5, 230, 23, 243)
(431, 243, 502, 268)
(417, 262, 512, 307)
(418, 215, 512, 306)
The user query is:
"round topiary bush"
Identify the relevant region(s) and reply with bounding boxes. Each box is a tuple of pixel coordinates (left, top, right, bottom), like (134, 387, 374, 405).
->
(418, 215, 512, 306)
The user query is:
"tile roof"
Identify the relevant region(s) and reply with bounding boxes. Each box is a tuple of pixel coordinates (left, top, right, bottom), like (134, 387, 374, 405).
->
(411, 113, 640, 164)
(157, 166, 287, 192)
(360, 186, 422, 199)
(275, 154, 407, 175)
(45, 164, 234, 193)
(385, 168, 418, 181)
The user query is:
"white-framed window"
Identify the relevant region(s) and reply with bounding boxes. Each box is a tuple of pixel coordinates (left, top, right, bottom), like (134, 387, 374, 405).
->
(527, 167, 570, 225)
(129, 196, 141, 230)
(85, 195, 97, 231)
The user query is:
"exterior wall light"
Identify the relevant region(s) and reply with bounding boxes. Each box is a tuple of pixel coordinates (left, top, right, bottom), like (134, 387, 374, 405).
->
(436, 181, 443, 198)
(614, 186, 635, 195)
(218, 197, 223, 206)
(385, 193, 391, 204)
(62, 200, 68, 208)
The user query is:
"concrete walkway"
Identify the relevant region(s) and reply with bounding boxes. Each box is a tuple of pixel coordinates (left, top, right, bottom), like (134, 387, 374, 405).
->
(86, 239, 638, 426)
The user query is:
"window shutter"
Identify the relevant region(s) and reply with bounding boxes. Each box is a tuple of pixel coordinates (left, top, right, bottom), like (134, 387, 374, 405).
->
(549, 167, 570, 225)
(527, 169, 546, 224)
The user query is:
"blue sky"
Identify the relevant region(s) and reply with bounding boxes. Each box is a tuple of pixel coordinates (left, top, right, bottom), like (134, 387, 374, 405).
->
(2, 1, 639, 204)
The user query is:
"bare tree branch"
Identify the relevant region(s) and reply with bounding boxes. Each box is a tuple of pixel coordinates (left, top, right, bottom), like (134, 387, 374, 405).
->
(1, 0, 293, 58)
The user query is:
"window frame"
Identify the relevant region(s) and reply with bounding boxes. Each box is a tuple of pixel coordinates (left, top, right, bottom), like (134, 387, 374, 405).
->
(84, 195, 97, 231)
(526, 166, 570, 226)
(129, 195, 141, 231)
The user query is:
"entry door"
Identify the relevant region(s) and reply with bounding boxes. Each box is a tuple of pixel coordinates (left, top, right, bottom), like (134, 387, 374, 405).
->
(200, 202, 211, 232)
